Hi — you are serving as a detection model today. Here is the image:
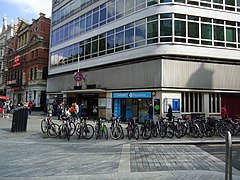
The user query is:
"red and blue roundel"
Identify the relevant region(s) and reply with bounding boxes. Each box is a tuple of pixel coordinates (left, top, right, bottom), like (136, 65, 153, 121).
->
(73, 72, 85, 81)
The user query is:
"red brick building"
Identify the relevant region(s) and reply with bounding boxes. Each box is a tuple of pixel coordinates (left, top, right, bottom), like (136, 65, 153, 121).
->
(5, 13, 50, 109)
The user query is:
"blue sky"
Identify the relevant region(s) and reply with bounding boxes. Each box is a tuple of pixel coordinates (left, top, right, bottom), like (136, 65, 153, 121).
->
(0, 0, 52, 31)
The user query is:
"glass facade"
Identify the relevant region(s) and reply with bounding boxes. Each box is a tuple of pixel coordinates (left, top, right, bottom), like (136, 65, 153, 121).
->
(50, 13, 240, 68)
(51, 0, 240, 47)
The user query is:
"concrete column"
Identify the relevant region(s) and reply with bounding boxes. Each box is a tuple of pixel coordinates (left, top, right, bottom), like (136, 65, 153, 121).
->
(35, 91, 40, 107)
(203, 93, 209, 117)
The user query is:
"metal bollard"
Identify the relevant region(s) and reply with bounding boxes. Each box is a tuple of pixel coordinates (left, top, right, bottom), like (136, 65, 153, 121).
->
(225, 131, 232, 180)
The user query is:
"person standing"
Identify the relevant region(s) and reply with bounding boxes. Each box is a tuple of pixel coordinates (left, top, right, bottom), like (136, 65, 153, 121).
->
(93, 104, 98, 120)
(166, 104, 173, 121)
(221, 105, 228, 120)
(78, 103, 84, 118)
(148, 102, 153, 120)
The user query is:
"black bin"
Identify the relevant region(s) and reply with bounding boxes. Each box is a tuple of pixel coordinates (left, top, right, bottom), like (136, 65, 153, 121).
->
(11, 107, 28, 132)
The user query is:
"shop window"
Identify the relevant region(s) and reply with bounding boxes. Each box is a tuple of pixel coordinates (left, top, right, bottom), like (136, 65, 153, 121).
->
(181, 92, 203, 112)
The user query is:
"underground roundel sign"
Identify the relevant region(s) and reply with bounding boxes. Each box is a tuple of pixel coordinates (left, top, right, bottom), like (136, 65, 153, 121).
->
(73, 72, 85, 81)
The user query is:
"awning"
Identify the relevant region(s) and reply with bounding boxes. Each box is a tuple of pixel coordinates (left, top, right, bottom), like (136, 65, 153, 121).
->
(61, 89, 107, 94)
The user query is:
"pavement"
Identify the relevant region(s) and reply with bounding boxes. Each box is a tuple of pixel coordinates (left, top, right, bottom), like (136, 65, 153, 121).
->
(0, 111, 240, 180)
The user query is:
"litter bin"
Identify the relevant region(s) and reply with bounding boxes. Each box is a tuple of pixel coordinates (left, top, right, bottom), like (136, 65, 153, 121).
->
(11, 106, 28, 132)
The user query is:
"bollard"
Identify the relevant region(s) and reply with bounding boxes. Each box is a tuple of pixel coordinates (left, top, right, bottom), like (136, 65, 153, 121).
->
(225, 131, 232, 180)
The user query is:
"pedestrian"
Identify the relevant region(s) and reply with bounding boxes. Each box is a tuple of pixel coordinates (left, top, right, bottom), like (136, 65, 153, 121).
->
(28, 101, 33, 115)
(166, 104, 173, 121)
(93, 104, 98, 120)
(221, 105, 228, 120)
(31, 100, 36, 111)
(78, 103, 84, 118)
(147, 101, 153, 120)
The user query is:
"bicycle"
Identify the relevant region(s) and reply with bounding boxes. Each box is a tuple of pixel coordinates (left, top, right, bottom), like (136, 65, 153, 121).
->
(110, 115, 124, 140)
(40, 113, 54, 134)
(126, 117, 139, 140)
(75, 117, 94, 140)
(95, 117, 108, 140)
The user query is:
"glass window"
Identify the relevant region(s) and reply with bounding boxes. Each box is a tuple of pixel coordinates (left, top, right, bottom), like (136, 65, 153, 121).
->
(226, 27, 236, 42)
(213, 0, 223, 3)
(201, 24, 212, 39)
(125, 0, 134, 15)
(92, 40, 98, 57)
(116, 0, 124, 19)
(100, 7, 106, 26)
(125, 28, 134, 49)
(93, 11, 99, 28)
(64, 24, 69, 40)
(238, 0, 240, 6)
(86, 13, 92, 31)
(136, 0, 146, 11)
(175, 20, 186, 37)
(107, 2, 115, 22)
(160, 20, 172, 36)
(188, 22, 199, 38)
(79, 45, 84, 60)
(147, 0, 158, 6)
(135, 24, 146, 41)
(147, 21, 158, 38)
(80, 18, 86, 33)
(115, 31, 124, 51)
(99, 36, 106, 54)
(214, 25, 224, 41)
(107, 35, 114, 51)
(69, 21, 74, 38)
(74, 18, 80, 37)
(225, 0, 235, 6)
(85, 42, 91, 59)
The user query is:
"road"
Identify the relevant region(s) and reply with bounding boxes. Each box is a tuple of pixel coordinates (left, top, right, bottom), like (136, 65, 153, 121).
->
(0, 113, 240, 179)
(197, 143, 240, 171)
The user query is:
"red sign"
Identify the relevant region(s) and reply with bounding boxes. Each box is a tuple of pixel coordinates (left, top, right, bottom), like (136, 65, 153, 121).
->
(13, 55, 21, 67)
(0, 96, 10, 100)
(73, 72, 85, 81)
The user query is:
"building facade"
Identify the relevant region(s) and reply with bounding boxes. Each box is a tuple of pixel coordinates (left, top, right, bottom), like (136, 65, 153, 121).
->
(48, 0, 240, 120)
(5, 13, 50, 109)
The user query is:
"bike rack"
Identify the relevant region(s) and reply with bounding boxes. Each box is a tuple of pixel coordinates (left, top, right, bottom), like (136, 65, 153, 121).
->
(225, 131, 232, 180)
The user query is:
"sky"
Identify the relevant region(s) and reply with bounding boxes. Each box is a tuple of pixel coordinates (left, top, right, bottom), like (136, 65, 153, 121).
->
(0, 0, 52, 31)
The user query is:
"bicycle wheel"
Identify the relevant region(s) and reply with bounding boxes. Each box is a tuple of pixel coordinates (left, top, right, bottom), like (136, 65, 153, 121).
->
(219, 124, 233, 138)
(151, 126, 158, 137)
(41, 119, 48, 133)
(159, 122, 167, 138)
(142, 126, 151, 140)
(134, 125, 139, 140)
(102, 124, 108, 140)
(166, 125, 174, 138)
(47, 124, 59, 138)
(111, 125, 123, 140)
(127, 126, 133, 140)
(69, 121, 76, 136)
(75, 123, 81, 136)
(191, 124, 199, 138)
(82, 124, 94, 139)
(95, 124, 100, 139)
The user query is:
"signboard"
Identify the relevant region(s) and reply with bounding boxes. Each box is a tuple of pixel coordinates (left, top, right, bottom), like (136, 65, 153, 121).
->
(112, 92, 151, 99)
(73, 72, 85, 81)
(13, 55, 21, 67)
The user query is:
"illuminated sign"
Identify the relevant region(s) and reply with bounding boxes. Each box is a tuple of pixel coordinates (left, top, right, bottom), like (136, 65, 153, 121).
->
(73, 72, 85, 81)
(13, 55, 21, 67)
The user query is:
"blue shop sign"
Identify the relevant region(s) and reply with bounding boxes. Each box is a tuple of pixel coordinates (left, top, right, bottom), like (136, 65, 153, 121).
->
(113, 92, 151, 99)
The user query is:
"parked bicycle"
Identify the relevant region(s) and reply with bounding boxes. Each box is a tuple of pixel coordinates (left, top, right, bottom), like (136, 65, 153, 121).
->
(126, 117, 139, 140)
(95, 117, 108, 140)
(75, 117, 94, 140)
(110, 115, 124, 140)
